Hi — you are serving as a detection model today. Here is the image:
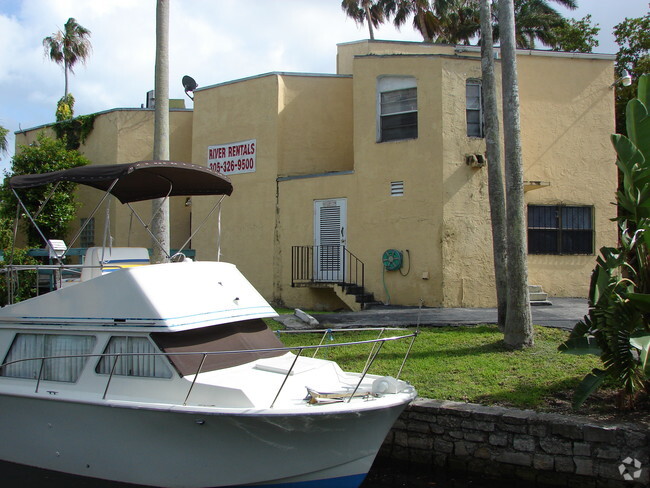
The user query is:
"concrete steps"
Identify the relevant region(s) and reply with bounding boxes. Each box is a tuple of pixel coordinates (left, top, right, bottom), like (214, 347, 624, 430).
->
(333, 283, 381, 312)
(529, 284, 551, 306)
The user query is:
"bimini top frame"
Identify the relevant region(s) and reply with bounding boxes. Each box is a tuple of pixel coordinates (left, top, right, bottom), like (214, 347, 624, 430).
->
(10, 160, 233, 204)
(9, 160, 233, 263)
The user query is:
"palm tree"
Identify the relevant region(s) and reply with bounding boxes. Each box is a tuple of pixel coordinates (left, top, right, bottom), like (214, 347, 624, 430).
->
(380, 0, 437, 42)
(493, 0, 577, 49)
(479, 0, 508, 330)
(433, 0, 483, 45)
(379, 0, 577, 49)
(151, 0, 171, 264)
(0, 125, 8, 155)
(43, 18, 92, 98)
(342, 0, 386, 40)
(499, 0, 534, 348)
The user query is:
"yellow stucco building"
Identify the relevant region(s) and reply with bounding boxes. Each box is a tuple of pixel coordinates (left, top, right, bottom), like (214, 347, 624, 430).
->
(16, 40, 618, 310)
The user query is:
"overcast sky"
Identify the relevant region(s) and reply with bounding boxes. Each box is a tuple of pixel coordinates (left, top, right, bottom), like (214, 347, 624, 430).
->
(0, 0, 648, 171)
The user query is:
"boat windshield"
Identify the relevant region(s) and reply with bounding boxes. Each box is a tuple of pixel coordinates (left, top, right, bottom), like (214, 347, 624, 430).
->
(150, 319, 285, 376)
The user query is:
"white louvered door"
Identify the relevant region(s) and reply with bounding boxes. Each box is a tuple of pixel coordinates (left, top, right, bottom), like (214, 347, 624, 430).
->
(314, 198, 347, 282)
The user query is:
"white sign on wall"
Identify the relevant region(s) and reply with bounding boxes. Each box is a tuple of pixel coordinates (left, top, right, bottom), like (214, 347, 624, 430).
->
(207, 139, 256, 175)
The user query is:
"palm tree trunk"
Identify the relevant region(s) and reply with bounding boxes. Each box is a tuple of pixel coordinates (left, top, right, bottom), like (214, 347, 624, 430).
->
(364, 5, 375, 40)
(151, 0, 170, 263)
(480, 0, 508, 330)
(417, 10, 432, 42)
(64, 59, 69, 98)
(498, 0, 534, 348)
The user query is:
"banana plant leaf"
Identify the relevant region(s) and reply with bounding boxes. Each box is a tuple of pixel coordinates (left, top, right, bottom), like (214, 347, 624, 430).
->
(573, 368, 607, 409)
(630, 335, 650, 373)
(639, 73, 649, 109)
(558, 336, 601, 355)
(625, 98, 650, 161)
(628, 292, 650, 312)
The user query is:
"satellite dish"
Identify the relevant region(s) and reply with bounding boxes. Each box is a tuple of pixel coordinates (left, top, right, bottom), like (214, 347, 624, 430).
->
(182, 75, 198, 100)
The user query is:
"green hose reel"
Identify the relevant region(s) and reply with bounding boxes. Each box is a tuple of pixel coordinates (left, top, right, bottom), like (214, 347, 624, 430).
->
(382, 249, 403, 271)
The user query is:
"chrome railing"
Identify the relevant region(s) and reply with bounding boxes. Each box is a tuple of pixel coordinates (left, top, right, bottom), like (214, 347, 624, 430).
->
(291, 245, 366, 306)
(0, 329, 418, 409)
(0, 248, 196, 304)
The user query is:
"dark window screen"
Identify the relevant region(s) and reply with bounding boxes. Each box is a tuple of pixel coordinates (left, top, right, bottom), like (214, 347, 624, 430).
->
(151, 319, 285, 376)
(528, 205, 593, 255)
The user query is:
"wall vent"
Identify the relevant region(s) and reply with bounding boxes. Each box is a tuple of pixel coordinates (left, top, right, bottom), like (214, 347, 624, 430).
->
(391, 181, 404, 196)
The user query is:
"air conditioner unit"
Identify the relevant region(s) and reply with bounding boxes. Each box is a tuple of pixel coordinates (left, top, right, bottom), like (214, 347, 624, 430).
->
(465, 154, 487, 168)
(146, 90, 155, 109)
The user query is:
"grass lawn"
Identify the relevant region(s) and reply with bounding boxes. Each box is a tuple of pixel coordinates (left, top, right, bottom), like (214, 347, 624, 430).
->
(268, 317, 621, 414)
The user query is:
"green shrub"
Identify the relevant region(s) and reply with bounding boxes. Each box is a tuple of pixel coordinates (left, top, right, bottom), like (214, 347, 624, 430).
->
(560, 74, 650, 409)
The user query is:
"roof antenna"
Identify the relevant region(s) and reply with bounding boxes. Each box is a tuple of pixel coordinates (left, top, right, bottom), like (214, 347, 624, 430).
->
(182, 75, 198, 100)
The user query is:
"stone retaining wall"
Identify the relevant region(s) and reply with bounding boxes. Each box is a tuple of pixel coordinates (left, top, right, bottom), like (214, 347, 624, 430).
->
(379, 399, 649, 487)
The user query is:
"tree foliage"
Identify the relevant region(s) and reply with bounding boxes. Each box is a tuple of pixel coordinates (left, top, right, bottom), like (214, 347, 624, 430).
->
(56, 93, 75, 122)
(52, 112, 97, 151)
(344, 0, 582, 49)
(381, 0, 435, 42)
(0, 133, 90, 247)
(427, 0, 480, 45)
(341, 0, 386, 39)
(0, 124, 8, 156)
(549, 14, 599, 53)
(560, 75, 650, 409)
(494, 0, 576, 49)
(614, 10, 650, 135)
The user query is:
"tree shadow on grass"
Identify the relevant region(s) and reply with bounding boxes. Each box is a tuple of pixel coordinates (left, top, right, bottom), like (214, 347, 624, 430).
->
(473, 376, 584, 410)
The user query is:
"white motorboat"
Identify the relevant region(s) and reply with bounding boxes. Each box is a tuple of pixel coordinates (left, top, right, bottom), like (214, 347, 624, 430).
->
(0, 161, 417, 488)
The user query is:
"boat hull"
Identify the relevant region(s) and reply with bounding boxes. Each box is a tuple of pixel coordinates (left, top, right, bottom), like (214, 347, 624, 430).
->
(0, 393, 409, 488)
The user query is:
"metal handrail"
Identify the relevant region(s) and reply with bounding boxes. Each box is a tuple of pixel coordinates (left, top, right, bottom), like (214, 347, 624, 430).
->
(0, 331, 417, 408)
(270, 348, 303, 408)
(183, 353, 207, 406)
(291, 245, 366, 307)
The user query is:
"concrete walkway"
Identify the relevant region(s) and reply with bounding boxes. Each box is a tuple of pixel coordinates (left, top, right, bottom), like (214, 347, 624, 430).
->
(288, 297, 588, 331)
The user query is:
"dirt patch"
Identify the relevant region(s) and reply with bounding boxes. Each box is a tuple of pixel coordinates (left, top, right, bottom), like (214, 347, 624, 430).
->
(535, 389, 650, 426)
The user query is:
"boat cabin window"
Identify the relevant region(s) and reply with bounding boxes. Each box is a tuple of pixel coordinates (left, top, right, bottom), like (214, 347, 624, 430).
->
(96, 336, 172, 379)
(151, 319, 285, 376)
(1, 333, 96, 382)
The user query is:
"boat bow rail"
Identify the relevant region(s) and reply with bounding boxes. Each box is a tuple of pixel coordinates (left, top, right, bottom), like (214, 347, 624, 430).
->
(0, 329, 418, 410)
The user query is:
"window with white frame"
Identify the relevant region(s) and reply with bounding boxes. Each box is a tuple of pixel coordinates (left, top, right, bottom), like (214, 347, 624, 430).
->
(1, 333, 96, 382)
(466, 79, 484, 138)
(96, 336, 172, 378)
(377, 76, 418, 142)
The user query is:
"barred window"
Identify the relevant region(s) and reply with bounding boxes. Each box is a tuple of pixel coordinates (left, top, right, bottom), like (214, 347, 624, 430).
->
(528, 205, 593, 255)
(80, 217, 95, 248)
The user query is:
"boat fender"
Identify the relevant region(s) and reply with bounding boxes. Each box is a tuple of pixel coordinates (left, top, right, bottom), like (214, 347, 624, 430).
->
(371, 376, 407, 395)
